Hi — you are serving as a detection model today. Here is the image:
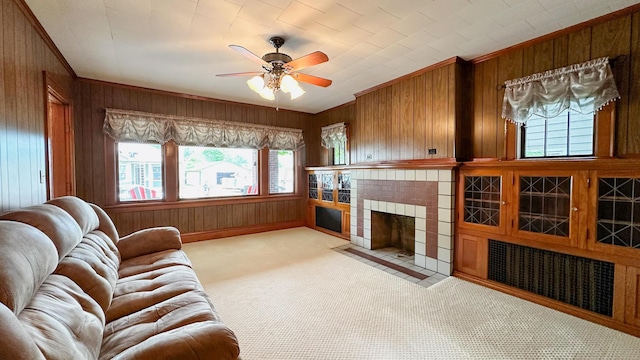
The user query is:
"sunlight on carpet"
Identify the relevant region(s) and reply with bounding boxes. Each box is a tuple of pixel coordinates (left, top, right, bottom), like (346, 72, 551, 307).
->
(183, 227, 640, 359)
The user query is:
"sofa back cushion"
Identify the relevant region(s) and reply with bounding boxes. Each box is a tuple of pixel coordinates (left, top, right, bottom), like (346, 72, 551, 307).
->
(0, 204, 83, 261)
(47, 196, 100, 237)
(0, 198, 123, 359)
(0, 221, 58, 314)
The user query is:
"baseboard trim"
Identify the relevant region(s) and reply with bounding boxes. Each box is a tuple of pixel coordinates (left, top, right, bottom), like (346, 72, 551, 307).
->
(181, 220, 306, 243)
(454, 271, 640, 338)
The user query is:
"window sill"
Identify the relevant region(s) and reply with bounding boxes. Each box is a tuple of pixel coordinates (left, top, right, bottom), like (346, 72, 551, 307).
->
(105, 193, 304, 213)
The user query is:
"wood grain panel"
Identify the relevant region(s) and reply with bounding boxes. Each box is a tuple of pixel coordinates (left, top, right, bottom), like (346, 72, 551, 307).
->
(592, 16, 631, 155)
(399, 77, 414, 160)
(481, 58, 498, 158)
(413, 73, 426, 159)
(629, 13, 640, 154)
(532, 40, 554, 73)
(567, 27, 592, 65)
(0, 0, 73, 212)
(423, 71, 434, 156)
(472, 62, 484, 158)
(553, 34, 569, 68)
(433, 66, 449, 158)
(497, 50, 523, 160)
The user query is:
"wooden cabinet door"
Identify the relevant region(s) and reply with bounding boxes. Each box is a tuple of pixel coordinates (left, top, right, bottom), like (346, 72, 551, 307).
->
(455, 233, 488, 279)
(625, 266, 640, 327)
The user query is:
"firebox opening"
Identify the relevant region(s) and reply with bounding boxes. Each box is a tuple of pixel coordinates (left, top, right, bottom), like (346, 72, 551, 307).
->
(371, 211, 415, 255)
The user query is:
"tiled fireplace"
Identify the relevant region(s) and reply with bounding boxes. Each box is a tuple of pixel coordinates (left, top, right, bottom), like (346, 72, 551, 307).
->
(350, 168, 455, 276)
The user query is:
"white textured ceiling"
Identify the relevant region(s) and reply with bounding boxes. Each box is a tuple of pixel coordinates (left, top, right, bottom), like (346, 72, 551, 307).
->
(25, 0, 640, 114)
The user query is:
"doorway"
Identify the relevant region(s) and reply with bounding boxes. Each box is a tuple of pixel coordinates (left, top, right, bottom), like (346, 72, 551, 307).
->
(45, 73, 75, 199)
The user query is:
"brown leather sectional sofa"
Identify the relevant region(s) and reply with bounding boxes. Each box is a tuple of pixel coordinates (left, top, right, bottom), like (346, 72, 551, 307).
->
(0, 196, 239, 359)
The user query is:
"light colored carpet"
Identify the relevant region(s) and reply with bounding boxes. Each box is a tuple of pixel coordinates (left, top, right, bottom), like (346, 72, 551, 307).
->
(183, 227, 640, 359)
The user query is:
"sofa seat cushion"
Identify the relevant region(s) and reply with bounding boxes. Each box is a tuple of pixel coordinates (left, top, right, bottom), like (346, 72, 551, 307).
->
(100, 291, 239, 360)
(107, 264, 205, 323)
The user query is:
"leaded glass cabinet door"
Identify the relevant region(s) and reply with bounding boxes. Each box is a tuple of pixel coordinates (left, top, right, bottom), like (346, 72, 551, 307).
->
(457, 169, 506, 235)
(588, 171, 640, 258)
(512, 170, 584, 247)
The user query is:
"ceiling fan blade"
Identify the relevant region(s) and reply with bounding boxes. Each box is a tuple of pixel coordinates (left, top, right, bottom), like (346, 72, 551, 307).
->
(229, 45, 270, 69)
(292, 73, 332, 87)
(216, 72, 265, 77)
(285, 51, 329, 71)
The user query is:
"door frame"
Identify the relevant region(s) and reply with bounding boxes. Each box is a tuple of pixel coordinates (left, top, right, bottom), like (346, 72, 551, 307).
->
(44, 71, 75, 199)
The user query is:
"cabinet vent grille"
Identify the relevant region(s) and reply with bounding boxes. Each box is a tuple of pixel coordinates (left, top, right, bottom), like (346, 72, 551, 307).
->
(488, 240, 614, 316)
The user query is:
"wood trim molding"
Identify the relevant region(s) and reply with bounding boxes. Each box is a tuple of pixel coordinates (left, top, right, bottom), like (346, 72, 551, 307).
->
(343, 158, 460, 169)
(454, 272, 640, 338)
(354, 57, 465, 97)
(181, 220, 306, 243)
(471, 3, 640, 64)
(13, 0, 76, 78)
(459, 158, 640, 170)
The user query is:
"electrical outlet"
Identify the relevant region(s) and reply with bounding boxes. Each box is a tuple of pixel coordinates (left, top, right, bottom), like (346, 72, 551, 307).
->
(366, 154, 373, 160)
(428, 148, 437, 155)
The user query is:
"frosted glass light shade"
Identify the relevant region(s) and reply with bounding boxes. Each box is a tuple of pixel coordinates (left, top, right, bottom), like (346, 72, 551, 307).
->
(247, 76, 265, 92)
(280, 74, 297, 93)
(259, 87, 275, 100)
(289, 86, 305, 100)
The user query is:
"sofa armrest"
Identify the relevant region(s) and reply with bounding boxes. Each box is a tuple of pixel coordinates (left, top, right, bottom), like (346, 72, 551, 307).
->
(117, 227, 182, 261)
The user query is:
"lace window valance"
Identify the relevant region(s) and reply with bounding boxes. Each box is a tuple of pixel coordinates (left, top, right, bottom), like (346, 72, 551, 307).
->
(320, 122, 347, 149)
(501, 57, 620, 125)
(103, 108, 305, 150)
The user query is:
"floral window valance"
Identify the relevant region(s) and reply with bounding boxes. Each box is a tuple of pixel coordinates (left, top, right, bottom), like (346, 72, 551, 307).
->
(502, 57, 621, 125)
(103, 108, 304, 150)
(320, 122, 347, 149)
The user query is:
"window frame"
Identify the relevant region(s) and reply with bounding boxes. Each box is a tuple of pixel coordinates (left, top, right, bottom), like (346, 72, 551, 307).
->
(105, 138, 302, 208)
(505, 103, 616, 161)
(518, 110, 596, 159)
(177, 145, 260, 200)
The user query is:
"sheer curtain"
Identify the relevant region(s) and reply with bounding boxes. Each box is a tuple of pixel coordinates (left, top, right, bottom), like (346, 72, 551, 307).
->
(320, 122, 347, 149)
(103, 108, 304, 150)
(501, 57, 620, 125)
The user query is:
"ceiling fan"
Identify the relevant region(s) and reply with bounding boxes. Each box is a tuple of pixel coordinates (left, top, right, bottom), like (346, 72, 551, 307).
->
(216, 36, 332, 100)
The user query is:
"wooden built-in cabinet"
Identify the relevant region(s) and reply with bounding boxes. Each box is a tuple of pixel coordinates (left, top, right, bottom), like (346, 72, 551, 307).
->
(306, 168, 351, 239)
(455, 160, 640, 336)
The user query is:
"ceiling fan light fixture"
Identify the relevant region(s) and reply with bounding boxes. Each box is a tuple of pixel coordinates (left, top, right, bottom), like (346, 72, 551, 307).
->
(259, 87, 275, 100)
(289, 85, 305, 100)
(280, 74, 297, 93)
(247, 75, 265, 93)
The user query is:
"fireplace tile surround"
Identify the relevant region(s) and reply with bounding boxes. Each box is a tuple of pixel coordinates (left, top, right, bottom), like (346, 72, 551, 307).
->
(350, 169, 455, 276)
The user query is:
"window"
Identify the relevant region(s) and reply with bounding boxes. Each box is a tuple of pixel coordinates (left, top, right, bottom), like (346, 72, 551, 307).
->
(321, 122, 348, 166)
(269, 150, 294, 194)
(521, 110, 594, 158)
(178, 146, 258, 199)
(332, 142, 346, 165)
(104, 108, 304, 205)
(117, 142, 163, 201)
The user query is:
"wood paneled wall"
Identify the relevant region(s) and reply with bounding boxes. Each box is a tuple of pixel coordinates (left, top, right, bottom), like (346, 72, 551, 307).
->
(73, 79, 313, 235)
(473, 11, 640, 159)
(0, 0, 74, 212)
(349, 60, 469, 164)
